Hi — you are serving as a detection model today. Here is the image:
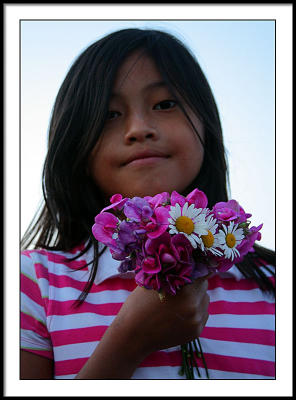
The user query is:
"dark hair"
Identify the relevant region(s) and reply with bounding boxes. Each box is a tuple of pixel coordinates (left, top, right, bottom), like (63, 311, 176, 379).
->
(21, 28, 275, 302)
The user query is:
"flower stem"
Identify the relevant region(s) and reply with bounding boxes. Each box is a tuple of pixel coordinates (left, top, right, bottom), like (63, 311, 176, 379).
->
(193, 339, 201, 358)
(189, 341, 201, 378)
(186, 343, 194, 379)
(158, 289, 166, 302)
(181, 344, 193, 379)
(196, 338, 210, 379)
(181, 340, 209, 379)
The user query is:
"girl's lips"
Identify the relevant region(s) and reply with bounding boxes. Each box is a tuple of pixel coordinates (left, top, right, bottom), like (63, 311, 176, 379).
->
(122, 150, 169, 166)
(126, 156, 168, 167)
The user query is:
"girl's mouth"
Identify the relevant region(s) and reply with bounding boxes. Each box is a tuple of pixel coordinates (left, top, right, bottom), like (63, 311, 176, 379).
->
(123, 150, 169, 166)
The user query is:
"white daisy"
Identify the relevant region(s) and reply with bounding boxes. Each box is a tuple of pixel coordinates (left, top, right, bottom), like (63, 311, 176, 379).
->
(196, 214, 223, 256)
(216, 221, 244, 261)
(168, 202, 208, 248)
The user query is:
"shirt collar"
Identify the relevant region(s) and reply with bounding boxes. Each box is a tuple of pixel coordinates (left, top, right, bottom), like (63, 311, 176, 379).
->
(85, 242, 135, 285)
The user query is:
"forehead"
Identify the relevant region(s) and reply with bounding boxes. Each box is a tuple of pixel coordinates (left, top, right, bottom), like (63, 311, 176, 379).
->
(112, 51, 164, 92)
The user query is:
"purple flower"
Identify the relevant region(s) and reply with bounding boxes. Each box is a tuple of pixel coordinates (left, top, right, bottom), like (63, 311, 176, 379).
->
(135, 232, 194, 295)
(118, 220, 144, 244)
(124, 196, 170, 240)
(118, 257, 138, 273)
(110, 220, 145, 261)
(124, 197, 153, 222)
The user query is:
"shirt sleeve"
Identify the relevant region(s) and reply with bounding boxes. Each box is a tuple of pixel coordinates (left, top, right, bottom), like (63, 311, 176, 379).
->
(20, 251, 53, 359)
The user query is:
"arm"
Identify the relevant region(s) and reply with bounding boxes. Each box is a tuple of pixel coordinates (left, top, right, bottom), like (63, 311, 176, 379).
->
(75, 278, 210, 379)
(75, 314, 146, 379)
(20, 279, 209, 379)
(20, 252, 54, 379)
(20, 350, 54, 379)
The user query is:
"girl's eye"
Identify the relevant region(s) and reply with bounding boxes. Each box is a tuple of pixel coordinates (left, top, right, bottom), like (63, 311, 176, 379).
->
(153, 100, 177, 110)
(107, 110, 121, 120)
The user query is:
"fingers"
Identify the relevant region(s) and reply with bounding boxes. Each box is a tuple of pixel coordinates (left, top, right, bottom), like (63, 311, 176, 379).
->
(193, 272, 213, 285)
(191, 279, 210, 337)
(193, 277, 208, 289)
(193, 290, 210, 337)
(188, 278, 208, 300)
(196, 310, 209, 337)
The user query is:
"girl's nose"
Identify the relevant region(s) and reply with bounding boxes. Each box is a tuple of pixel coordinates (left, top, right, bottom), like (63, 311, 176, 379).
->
(124, 113, 159, 144)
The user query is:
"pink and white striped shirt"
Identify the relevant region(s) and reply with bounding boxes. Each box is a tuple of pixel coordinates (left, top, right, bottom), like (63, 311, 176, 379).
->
(20, 243, 275, 379)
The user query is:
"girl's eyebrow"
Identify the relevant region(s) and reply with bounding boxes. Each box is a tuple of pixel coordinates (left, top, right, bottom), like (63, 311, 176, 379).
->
(143, 80, 167, 91)
(111, 80, 168, 99)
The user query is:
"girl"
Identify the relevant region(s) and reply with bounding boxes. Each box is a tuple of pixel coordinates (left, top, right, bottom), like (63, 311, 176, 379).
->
(20, 28, 275, 379)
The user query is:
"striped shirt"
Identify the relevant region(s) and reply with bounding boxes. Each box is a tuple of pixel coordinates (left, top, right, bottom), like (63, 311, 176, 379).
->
(20, 243, 275, 379)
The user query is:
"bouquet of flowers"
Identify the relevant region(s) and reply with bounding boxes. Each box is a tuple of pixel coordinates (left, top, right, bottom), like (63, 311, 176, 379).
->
(92, 188, 262, 297)
(92, 187, 263, 378)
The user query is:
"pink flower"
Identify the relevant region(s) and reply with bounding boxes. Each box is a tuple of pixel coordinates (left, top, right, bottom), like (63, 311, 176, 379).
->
(92, 212, 118, 245)
(145, 206, 170, 239)
(144, 192, 170, 209)
(134, 268, 162, 292)
(135, 232, 194, 295)
(101, 194, 128, 213)
(170, 188, 208, 209)
(213, 200, 251, 223)
(235, 223, 263, 261)
(186, 188, 208, 208)
(170, 191, 186, 207)
(141, 256, 162, 274)
(215, 257, 234, 272)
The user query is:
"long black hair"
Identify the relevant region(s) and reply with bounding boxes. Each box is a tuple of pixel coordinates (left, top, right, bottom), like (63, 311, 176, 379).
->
(21, 28, 275, 302)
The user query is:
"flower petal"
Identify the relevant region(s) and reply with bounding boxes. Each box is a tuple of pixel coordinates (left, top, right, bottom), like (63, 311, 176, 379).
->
(92, 212, 119, 244)
(170, 191, 186, 207)
(147, 207, 169, 239)
(186, 188, 208, 208)
(184, 233, 198, 248)
(182, 202, 189, 216)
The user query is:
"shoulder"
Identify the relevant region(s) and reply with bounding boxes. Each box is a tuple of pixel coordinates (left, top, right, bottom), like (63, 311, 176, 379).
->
(21, 244, 89, 273)
(208, 261, 275, 302)
(210, 262, 275, 294)
(217, 261, 274, 280)
(21, 244, 91, 292)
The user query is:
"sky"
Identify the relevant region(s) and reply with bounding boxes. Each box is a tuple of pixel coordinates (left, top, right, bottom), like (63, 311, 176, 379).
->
(21, 19, 275, 250)
(5, 4, 293, 398)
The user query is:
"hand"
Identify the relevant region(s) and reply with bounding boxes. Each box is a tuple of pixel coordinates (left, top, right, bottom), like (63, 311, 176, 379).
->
(111, 278, 210, 358)
(75, 278, 210, 379)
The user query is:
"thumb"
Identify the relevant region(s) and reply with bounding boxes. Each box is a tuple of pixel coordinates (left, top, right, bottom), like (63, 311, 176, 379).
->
(194, 271, 214, 284)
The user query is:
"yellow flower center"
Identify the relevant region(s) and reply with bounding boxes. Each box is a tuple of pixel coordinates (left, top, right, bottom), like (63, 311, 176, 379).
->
(201, 230, 214, 248)
(175, 216, 194, 235)
(226, 233, 236, 248)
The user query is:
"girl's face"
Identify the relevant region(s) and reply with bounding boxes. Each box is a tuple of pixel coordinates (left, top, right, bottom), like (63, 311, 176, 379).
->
(89, 51, 204, 199)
